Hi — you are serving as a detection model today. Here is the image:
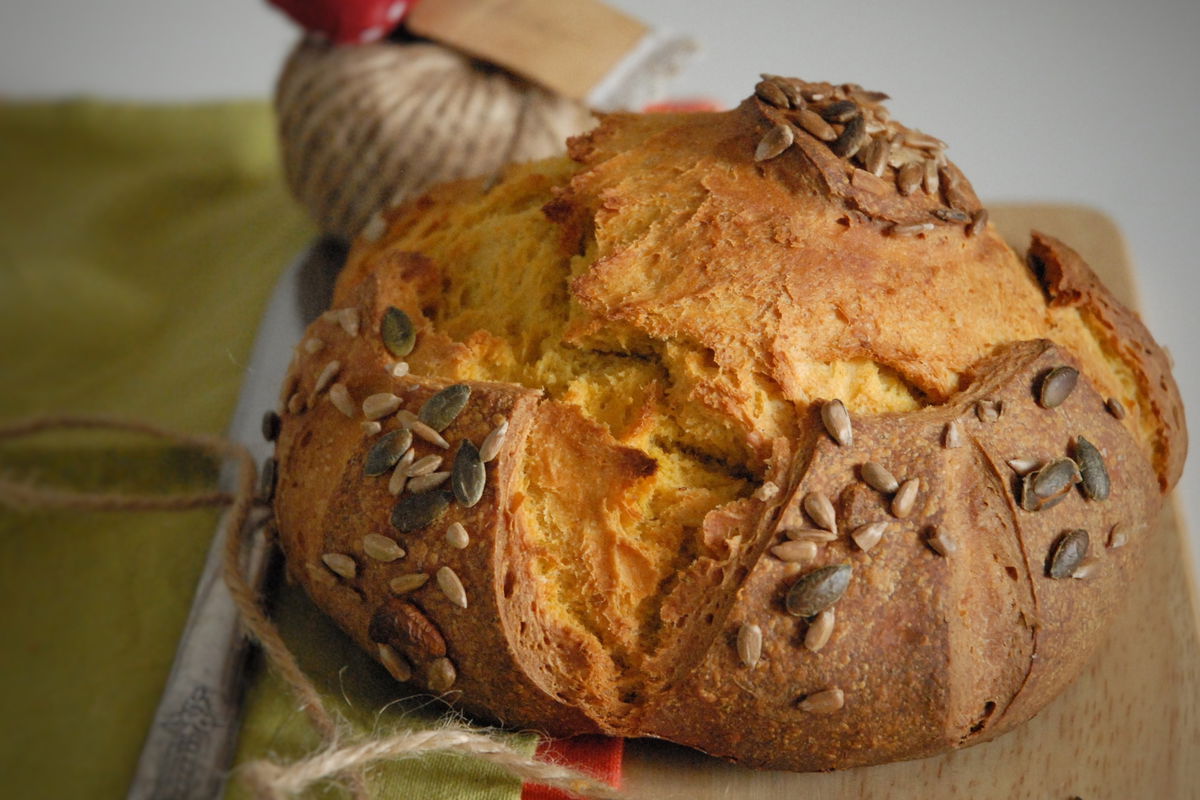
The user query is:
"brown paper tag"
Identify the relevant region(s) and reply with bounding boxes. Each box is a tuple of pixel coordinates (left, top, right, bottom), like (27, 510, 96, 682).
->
(406, 0, 648, 101)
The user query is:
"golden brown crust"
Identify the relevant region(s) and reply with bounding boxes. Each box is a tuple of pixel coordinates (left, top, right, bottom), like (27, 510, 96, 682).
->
(272, 78, 1184, 770)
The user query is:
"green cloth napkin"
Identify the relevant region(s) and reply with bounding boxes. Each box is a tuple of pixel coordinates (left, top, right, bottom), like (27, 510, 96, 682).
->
(0, 101, 533, 799)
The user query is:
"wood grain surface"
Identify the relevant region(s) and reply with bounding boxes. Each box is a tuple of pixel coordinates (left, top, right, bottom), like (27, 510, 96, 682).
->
(621, 205, 1200, 800)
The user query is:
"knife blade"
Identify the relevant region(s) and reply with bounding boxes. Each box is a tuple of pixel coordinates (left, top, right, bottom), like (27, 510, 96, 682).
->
(126, 238, 347, 800)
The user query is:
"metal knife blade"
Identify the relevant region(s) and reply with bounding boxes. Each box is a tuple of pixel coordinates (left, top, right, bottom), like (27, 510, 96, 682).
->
(126, 238, 346, 800)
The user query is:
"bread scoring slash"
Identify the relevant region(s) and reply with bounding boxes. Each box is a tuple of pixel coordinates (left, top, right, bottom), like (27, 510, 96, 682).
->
(269, 76, 1185, 770)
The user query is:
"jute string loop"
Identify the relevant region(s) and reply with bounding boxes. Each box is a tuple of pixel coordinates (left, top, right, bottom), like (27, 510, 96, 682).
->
(275, 38, 595, 241)
(0, 414, 626, 799)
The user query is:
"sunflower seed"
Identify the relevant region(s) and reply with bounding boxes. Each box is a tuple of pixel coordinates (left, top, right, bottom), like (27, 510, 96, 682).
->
(890, 222, 934, 237)
(1106, 397, 1126, 419)
(362, 393, 402, 421)
(261, 410, 281, 441)
(755, 122, 794, 161)
(943, 420, 963, 448)
(381, 306, 416, 357)
(329, 383, 356, 417)
(932, 208, 970, 223)
(771, 540, 819, 563)
(363, 533, 405, 562)
(896, 161, 923, 195)
(851, 521, 887, 552)
(436, 566, 468, 609)
(258, 457, 277, 502)
(821, 100, 859, 123)
(737, 623, 763, 667)
(797, 108, 837, 141)
(772, 77, 805, 108)
(804, 609, 835, 653)
(799, 687, 844, 713)
(479, 420, 509, 462)
(337, 308, 360, 337)
(303, 337, 324, 354)
(976, 399, 1003, 422)
(1108, 522, 1129, 549)
(850, 87, 890, 103)
(831, 115, 868, 158)
(389, 573, 429, 594)
(966, 208, 989, 237)
(1048, 529, 1089, 578)
(398, 410, 451, 449)
(926, 526, 956, 556)
(905, 129, 946, 149)
(852, 168, 890, 195)
(940, 166, 973, 211)
(407, 471, 450, 493)
(1007, 458, 1040, 476)
(891, 479, 919, 518)
(445, 522, 469, 549)
(313, 360, 340, 394)
(785, 528, 838, 543)
(287, 392, 305, 415)
(820, 399, 853, 446)
(391, 361, 410, 378)
(923, 158, 940, 194)
(860, 138, 889, 177)
(428, 657, 457, 692)
(802, 492, 838, 533)
(362, 421, 383, 436)
(388, 449, 415, 495)
(786, 564, 852, 617)
(755, 79, 790, 108)
(860, 462, 899, 494)
(321, 553, 357, 580)
(378, 644, 412, 682)
(1032, 457, 1081, 499)
(1039, 366, 1079, 409)
(1071, 556, 1100, 579)
(408, 454, 444, 477)
(419, 385, 471, 432)
(1074, 436, 1110, 501)
(391, 491, 450, 532)
(452, 440, 486, 507)
(365, 428, 414, 476)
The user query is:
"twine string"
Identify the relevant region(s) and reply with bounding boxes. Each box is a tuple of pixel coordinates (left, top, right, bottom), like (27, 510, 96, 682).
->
(0, 414, 625, 800)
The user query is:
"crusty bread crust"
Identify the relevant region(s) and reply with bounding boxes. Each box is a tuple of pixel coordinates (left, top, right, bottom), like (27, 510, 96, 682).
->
(272, 78, 1183, 770)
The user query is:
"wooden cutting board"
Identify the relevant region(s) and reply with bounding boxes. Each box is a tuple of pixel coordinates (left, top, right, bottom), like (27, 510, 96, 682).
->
(622, 205, 1200, 800)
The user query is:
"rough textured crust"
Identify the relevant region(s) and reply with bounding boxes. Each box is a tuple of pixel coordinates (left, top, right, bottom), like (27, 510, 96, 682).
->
(272, 78, 1184, 771)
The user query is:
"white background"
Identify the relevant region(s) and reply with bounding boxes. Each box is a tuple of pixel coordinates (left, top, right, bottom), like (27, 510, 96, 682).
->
(2, 0, 1197, 573)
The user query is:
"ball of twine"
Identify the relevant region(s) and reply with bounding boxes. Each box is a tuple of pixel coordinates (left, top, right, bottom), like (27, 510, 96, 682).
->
(275, 37, 596, 241)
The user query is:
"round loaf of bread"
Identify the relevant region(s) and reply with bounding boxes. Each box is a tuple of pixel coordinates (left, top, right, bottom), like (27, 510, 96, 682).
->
(270, 77, 1186, 770)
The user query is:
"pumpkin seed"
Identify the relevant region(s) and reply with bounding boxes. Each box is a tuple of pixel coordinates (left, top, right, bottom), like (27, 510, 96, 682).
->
(1031, 457, 1081, 499)
(798, 687, 844, 713)
(419, 384, 471, 432)
(804, 609, 835, 653)
(452, 440, 486, 507)
(391, 491, 450, 532)
(786, 564, 852, 617)
(1074, 436, 1110, 500)
(381, 306, 416, 357)
(1039, 366, 1079, 409)
(261, 410, 281, 441)
(1048, 529, 1089, 578)
(802, 492, 838, 533)
(364, 428, 414, 476)
(861, 461, 899, 494)
(737, 623, 763, 668)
